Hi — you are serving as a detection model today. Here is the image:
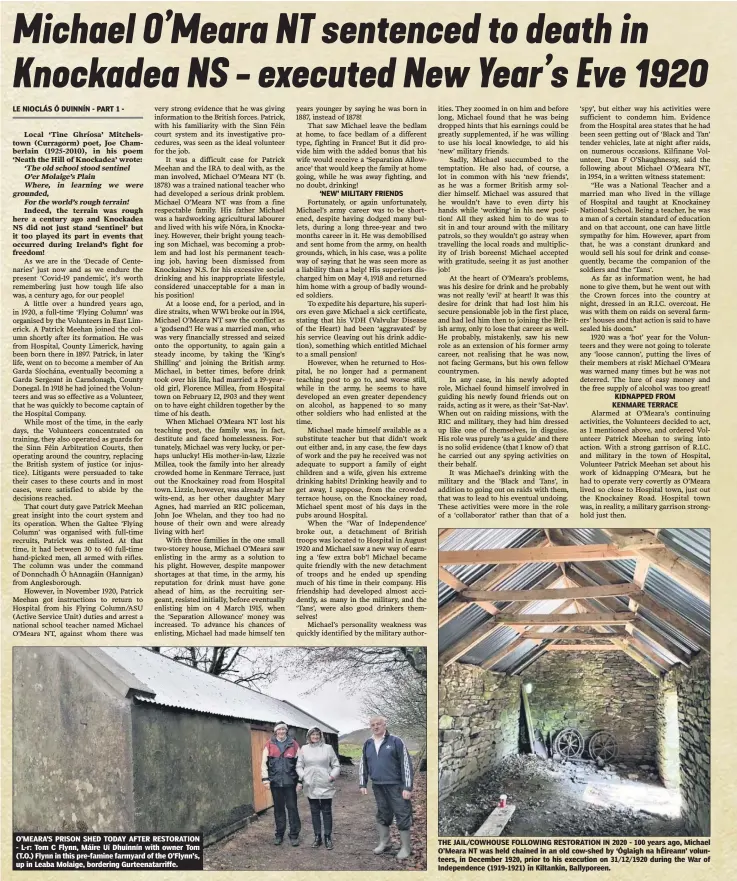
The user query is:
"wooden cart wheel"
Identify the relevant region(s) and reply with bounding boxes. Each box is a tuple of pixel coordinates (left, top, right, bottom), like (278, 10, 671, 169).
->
(589, 730, 618, 762)
(553, 727, 584, 759)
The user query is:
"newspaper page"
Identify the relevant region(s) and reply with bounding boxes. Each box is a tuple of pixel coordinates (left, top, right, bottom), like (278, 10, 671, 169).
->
(2, 1, 735, 878)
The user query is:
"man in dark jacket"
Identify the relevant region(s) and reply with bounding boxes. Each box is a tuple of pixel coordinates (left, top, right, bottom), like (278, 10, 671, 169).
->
(359, 715, 414, 860)
(261, 722, 301, 845)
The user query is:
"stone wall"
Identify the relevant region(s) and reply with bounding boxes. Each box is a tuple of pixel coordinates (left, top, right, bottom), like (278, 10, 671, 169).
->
(658, 652, 710, 835)
(439, 663, 519, 799)
(525, 652, 658, 760)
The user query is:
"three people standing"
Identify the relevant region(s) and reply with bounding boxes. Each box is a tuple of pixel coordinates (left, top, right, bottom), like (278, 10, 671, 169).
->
(262, 716, 414, 861)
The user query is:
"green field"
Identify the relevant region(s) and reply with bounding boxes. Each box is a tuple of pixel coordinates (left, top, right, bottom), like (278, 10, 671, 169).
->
(338, 742, 364, 759)
(338, 742, 421, 760)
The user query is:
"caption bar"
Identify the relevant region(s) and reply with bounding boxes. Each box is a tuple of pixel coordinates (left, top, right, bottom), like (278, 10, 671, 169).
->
(13, 833, 203, 870)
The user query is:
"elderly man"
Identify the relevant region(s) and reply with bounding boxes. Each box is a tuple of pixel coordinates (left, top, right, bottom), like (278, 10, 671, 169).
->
(359, 715, 414, 860)
(261, 722, 301, 846)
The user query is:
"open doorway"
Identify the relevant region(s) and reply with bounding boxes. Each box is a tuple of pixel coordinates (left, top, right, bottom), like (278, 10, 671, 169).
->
(659, 689, 681, 790)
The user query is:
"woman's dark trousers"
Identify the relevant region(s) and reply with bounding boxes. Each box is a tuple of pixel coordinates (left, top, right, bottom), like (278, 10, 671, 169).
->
(308, 798, 333, 837)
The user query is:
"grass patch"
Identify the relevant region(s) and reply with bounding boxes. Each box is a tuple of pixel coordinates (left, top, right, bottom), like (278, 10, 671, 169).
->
(339, 742, 422, 760)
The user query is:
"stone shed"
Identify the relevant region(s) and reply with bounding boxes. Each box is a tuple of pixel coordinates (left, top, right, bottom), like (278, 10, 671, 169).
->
(438, 528, 710, 836)
(13, 647, 338, 842)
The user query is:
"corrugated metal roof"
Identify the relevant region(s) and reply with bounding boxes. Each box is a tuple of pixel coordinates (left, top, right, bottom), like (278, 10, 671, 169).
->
(642, 567, 709, 632)
(635, 612, 698, 654)
(98, 648, 338, 733)
(574, 557, 709, 645)
(515, 597, 575, 616)
(562, 527, 711, 578)
(441, 562, 559, 615)
(443, 566, 562, 665)
(493, 562, 558, 595)
(459, 626, 518, 666)
(498, 643, 547, 675)
(439, 604, 491, 653)
(660, 528, 710, 572)
(632, 629, 685, 667)
(438, 580, 462, 608)
(564, 527, 610, 545)
(458, 598, 581, 667)
(439, 557, 557, 607)
(438, 528, 542, 606)
(440, 527, 710, 676)
(574, 557, 635, 584)
(440, 527, 536, 552)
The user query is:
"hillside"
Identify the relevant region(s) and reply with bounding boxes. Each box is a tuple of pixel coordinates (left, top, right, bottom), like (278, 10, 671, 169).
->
(340, 728, 421, 751)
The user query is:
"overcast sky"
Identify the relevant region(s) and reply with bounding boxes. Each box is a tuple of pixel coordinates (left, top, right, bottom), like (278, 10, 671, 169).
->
(258, 656, 368, 735)
(155, 647, 370, 735)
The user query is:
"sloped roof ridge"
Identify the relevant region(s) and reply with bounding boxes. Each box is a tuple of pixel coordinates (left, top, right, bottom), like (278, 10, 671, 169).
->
(97, 647, 338, 733)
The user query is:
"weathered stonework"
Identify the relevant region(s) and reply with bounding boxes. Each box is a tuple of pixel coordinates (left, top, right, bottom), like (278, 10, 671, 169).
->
(525, 652, 658, 760)
(438, 663, 519, 799)
(658, 652, 710, 835)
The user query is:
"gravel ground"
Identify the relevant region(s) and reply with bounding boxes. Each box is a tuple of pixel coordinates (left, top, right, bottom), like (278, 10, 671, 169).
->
(206, 766, 427, 871)
(439, 754, 685, 838)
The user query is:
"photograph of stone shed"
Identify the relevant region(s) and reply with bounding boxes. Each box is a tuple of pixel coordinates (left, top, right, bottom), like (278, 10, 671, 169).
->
(13, 646, 338, 842)
(437, 528, 710, 838)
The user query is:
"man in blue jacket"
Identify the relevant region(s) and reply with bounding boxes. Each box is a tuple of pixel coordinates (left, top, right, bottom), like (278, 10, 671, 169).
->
(359, 715, 413, 860)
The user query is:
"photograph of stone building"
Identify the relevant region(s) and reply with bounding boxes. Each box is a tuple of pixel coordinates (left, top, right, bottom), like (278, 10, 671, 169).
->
(437, 528, 710, 838)
(13, 644, 428, 870)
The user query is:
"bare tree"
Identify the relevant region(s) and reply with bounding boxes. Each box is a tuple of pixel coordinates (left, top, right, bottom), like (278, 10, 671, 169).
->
(148, 647, 279, 690)
(283, 646, 427, 689)
(363, 667, 427, 745)
(283, 646, 427, 748)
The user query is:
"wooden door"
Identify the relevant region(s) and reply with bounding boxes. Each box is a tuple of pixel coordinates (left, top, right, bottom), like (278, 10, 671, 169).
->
(251, 729, 274, 812)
